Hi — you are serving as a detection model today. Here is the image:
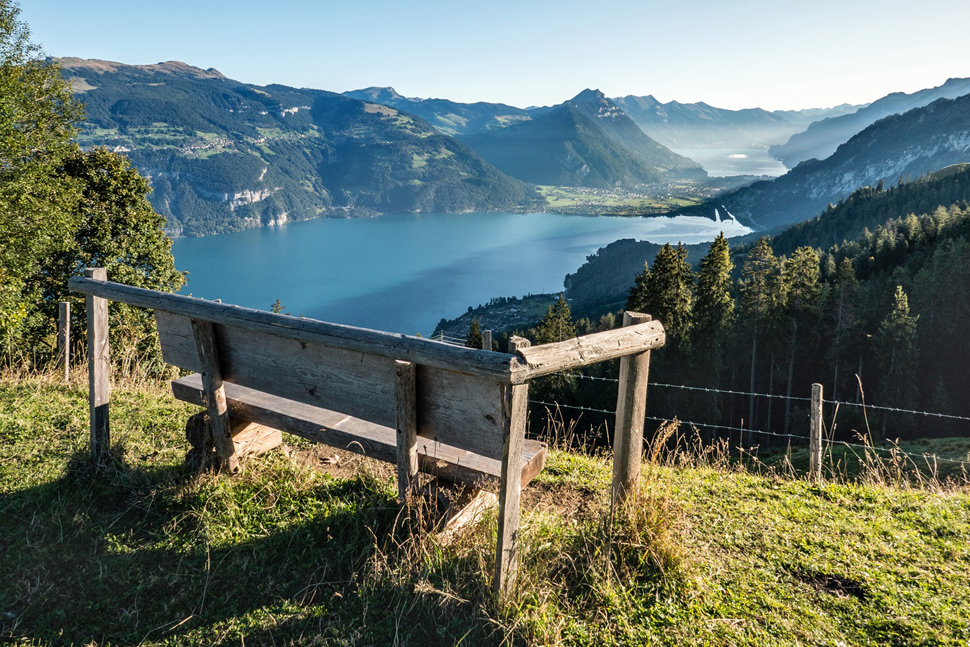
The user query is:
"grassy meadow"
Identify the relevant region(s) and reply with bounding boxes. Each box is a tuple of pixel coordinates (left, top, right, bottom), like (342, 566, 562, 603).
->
(1, 370, 968, 646)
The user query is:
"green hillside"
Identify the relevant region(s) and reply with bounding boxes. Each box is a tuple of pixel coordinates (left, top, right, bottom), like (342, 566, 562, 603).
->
(2, 373, 968, 646)
(59, 59, 539, 236)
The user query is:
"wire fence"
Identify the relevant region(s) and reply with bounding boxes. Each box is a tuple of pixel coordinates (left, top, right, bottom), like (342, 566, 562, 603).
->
(528, 377, 970, 469)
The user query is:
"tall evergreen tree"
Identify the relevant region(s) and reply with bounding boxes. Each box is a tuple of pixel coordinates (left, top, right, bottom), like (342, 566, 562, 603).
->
(626, 242, 693, 351)
(876, 285, 919, 436)
(738, 237, 780, 439)
(536, 294, 576, 344)
(465, 316, 483, 349)
(780, 246, 821, 433)
(693, 233, 734, 351)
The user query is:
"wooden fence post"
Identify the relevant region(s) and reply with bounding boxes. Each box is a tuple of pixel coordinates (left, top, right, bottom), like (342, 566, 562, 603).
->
(495, 335, 530, 599)
(394, 360, 418, 499)
(85, 269, 110, 462)
(612, 311, 653, 503)
(482, 329, 492, 351)
(58, 301, 70, 382)
(810, 383, 823, 481)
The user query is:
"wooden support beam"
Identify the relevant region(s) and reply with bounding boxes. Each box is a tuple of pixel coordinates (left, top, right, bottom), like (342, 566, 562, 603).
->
(494, 335, 530, 599)
(85, 269, 110, 462)
(58, 301, 70, 382)
(810, 383, 823, 482)
(190, 318, 239, 473)
(612, 312, 652, 503)
(482, 329, 492, 351)
(514, 319, 664, 380)
(395, 360, 418, 500)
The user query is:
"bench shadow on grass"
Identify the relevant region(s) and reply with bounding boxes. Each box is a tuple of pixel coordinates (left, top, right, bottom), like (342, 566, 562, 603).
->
(0, 447, 501, 646)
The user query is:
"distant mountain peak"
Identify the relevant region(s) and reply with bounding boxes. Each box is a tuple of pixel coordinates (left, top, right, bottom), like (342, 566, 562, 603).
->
(570, 88, 607, 103)
(348, 86, 406, 103)
(53, 57, 224, 79)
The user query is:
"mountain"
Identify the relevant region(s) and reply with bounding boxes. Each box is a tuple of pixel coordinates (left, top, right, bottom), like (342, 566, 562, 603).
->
(716, 94, 970, 231)
(611, 95, 862, 151)
(58, 58, 537, 236)
(343, 87, 532, 136)
(770, 77, 970, 168)
(457, 89, 706, 188)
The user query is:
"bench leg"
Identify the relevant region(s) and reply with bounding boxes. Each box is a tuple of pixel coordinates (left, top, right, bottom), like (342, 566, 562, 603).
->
(494, 381, 528, 600)
(190, 319, 238, 473)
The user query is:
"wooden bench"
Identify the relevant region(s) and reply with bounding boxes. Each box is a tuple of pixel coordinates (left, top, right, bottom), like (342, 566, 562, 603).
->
(70, 268, 665, 597)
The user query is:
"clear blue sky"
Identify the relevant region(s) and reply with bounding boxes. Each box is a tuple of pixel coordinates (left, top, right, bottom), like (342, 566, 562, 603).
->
(22, 0, 970, 110)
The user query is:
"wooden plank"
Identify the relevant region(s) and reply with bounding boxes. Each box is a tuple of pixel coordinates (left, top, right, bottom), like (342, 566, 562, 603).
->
(395, 360, 418, 499)
(156, 311, 506, 460)
(70, 276, 525, 383)
(190, 319, 239, 473)
(171, 375, 547, 488)
(514, 318, 665, 380)
(612, 312, 652, 503)
(438, 489, 498, 543)
(482, 330, 492, 351)
(58, 301, 70, 382)
(85, 269, 110, 462)
(494, 336, 530, 599)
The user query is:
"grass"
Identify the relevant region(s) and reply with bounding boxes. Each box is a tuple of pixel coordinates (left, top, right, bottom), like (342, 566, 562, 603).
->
(2, 371, 969, 645)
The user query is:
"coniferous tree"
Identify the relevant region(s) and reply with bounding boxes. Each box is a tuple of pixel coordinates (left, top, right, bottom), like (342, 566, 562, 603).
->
(693, 233, 734, 353)
(738, 237, 780, 439)
(626, 242, 693, 351)
(780, 246, 821, 433)
(535, 294, 576, 344)
(875, 285, 919, 436)
(465, 316, 483, 349)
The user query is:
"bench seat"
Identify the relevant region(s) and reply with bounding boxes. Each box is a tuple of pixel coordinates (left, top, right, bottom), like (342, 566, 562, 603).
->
(172, 373, 547, 489)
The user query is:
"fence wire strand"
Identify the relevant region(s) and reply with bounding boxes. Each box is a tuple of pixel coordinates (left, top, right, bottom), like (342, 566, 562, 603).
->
(527, 399, 969, 467)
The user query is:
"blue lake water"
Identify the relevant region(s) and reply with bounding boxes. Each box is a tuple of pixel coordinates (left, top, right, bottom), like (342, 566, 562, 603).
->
(172, 211, 750, 335)
(677, 148, 788, 177)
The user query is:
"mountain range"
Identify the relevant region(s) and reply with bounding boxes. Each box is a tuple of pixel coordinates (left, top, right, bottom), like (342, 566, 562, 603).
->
(713, 93, 970, 231)
(457, 89, 707, 188)
(59, 58, 537, 236)
(769, 77, 970, 167)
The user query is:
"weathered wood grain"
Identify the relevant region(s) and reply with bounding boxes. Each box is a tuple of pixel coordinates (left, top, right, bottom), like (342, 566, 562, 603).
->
(155, 311, 507, 460)
(85, 268, 109, 462)
(58, 301, 70, 382)
(810, 383, 823, 481)
(190, 319, 239, 473)
(612, 312, 652, 502)
(171, 374, 546, 488)
(494, 336, 530, 599)
(395, 360, 418, 499)
(70, 275, 526, 383)
(514, 318, 664, 380)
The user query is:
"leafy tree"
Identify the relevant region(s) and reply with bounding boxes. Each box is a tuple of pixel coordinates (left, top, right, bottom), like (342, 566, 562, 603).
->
(627, 242, 693, 350)
(0, 1, 81, 355)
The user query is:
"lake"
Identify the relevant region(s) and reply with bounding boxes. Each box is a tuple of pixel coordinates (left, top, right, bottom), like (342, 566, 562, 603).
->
(172, 211, 750, 335)
(676, 148, 788, 177)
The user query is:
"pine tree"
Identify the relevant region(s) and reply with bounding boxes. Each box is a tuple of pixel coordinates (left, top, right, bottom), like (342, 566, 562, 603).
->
(780, 246, 821, 433)
(876, 285, 919, 436)
(465, 316, 484, 349)
(693, 233, 734, 350)
(536, 294, 575, 344)
(626, 242, 693, 350)
(738, 237, 780, 439)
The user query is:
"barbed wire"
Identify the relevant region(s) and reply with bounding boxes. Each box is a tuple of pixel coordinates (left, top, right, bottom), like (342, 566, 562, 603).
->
(527, 399, 969, 466)
(824, 398, 970, 422)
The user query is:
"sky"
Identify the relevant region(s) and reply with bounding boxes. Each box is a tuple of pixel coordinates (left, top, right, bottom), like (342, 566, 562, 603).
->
(21, 0, 970, 111)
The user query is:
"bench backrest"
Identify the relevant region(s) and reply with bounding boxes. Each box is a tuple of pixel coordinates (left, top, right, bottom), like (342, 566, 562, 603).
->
(155, 310, 509, 460)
